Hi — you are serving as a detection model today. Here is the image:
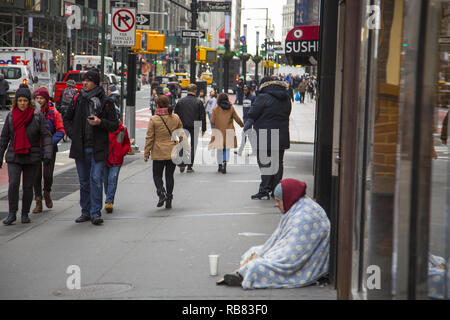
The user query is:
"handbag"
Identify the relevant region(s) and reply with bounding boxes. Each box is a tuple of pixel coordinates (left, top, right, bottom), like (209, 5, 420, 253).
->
(295, 92, 300, 101)
(157, 115, 191, 166)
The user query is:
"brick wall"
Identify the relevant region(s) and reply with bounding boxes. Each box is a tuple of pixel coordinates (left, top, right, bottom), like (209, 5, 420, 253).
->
(373, 83, 399, 178)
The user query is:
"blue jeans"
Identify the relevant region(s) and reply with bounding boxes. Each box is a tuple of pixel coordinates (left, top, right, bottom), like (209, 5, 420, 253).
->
(75, 148, 105, 218)
(216, 149, 230, 164)
(103, 165, 121, 203)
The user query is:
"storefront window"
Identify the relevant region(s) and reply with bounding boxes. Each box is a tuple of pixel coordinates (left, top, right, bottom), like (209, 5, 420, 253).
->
(428, 1, 449, 300)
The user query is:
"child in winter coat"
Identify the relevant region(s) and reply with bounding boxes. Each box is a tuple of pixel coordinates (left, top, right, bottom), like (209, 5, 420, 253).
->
(103, 108, 131, 213)
(32, 87, 66, 213)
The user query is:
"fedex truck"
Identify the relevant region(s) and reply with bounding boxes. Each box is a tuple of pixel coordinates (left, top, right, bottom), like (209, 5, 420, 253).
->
(0, 47, 54, 95)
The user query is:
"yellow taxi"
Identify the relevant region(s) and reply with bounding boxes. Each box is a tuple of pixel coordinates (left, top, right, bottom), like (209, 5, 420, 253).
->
(200, 72, 213, 85)
(170, 73, 190, 89)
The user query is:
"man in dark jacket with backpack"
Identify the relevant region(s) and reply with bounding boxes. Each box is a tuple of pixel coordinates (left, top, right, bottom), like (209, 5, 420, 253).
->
(63, 69, 119, 226)
(244, 76, 292, 200)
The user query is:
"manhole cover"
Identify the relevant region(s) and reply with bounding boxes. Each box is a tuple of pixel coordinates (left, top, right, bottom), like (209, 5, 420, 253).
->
(53, 283, 133, 298)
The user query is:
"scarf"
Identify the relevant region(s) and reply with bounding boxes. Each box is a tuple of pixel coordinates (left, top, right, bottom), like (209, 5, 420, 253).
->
(12, 107, 34, 154)
(155, 108, 169, 116)
(279, 179, 307, 212)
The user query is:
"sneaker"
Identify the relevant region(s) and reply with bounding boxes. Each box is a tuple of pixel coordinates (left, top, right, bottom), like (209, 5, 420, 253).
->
(223, 273, 243, 286)
(91, 216, 104, 225)
(75, 215, 91, 223)
(179, 166, 185, 173)
(251, 192, 270, 200)
(186, 167, 194, 173)
(105, 203, 113, 214)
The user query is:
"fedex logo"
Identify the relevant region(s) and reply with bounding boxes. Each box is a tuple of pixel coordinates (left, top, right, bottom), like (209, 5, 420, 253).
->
(0, 56, 30, 65)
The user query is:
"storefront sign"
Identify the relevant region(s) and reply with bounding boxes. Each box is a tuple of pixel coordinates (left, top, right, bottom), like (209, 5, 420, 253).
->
(285, 25, 319, 66)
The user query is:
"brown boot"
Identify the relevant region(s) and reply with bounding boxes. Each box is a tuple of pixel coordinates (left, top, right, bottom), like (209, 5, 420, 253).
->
(32, 196, 43, 214)
(43, 191, 53, 209)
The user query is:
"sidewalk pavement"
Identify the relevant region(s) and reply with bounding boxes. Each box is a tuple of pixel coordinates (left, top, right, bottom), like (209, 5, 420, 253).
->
(0, 97, 334, 299)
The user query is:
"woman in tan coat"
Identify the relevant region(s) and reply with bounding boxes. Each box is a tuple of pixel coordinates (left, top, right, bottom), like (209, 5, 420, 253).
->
(209, 93, 244, 174)
(144, 95, 183, 209)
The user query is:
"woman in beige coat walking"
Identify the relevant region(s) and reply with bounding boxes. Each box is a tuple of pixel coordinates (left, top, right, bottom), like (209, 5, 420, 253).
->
(144, 95, 184, 209)
(209, 93, 244, 174)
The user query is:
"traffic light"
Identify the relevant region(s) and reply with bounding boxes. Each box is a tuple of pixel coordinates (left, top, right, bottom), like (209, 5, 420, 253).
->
(196, 47, 206, 61)
(207, 33, 212, 42)
(147, 34, 166, 52)
(131, 30, 142, 52)
(195, 47, 217, 63)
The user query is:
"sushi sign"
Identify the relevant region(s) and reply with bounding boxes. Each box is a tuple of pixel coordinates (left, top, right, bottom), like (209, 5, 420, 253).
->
(285, 25, 319, 66)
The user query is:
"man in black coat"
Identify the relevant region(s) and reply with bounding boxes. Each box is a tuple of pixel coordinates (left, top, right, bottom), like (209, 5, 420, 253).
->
(244, 76, 292, 199)
(63, 69, 119, 225)
(174, 83, 206, 173)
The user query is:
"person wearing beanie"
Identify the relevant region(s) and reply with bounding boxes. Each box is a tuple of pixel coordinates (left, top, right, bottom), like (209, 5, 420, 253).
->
(217, 179, 330, 289)
(0, 87, 53, 225)
(63, 67, 119, 226)
(81, 68, 100, 86)
(31, 87, 66, 213)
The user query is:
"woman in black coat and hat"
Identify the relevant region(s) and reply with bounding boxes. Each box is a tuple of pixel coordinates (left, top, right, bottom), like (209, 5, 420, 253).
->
(0, 86, 53, 225)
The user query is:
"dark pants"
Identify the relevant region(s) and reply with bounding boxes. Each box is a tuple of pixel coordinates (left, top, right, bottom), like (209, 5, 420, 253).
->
(8, 162, 40, 214)
(257, 149, 285, 194)
(185, 126, 200, 168)
(152, 160, 176, 196)
(299, 91, 305, 103)
(34, 152, 56, 196)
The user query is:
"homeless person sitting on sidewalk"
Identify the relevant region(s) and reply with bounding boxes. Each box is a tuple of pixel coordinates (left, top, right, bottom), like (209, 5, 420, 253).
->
(217, 178, 330, 289)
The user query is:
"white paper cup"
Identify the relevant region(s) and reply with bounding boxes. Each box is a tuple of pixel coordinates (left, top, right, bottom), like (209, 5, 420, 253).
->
(209, 254, 219, 276)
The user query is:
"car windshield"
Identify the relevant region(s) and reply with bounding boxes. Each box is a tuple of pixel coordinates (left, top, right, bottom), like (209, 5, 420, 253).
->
(65, 73, 84, 83)
(0, 67, 22, 79)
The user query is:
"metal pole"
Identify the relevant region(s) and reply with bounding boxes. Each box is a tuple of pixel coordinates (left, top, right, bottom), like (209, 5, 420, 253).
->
(126, 50, 138, 151)
(255, 31, 259, 83)
(100, 0, 106, 82)
(189, 0, 198, 84)
(120, 47, 125, 122)
(67, 28, 72, 73)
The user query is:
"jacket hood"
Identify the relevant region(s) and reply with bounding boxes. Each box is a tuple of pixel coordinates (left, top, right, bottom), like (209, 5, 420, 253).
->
(259, 80, 290, 100)
(219, 100, 231, 110)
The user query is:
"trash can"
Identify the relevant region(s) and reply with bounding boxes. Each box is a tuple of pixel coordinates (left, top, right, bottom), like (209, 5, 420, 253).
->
(195, 81, 207, 97)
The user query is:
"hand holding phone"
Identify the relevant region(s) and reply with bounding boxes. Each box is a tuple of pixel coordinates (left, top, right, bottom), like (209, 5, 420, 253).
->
(87, 115, 95, 120)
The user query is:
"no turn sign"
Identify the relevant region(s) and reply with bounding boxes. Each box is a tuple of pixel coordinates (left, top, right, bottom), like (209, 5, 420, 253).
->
(112, 7, 136, 47)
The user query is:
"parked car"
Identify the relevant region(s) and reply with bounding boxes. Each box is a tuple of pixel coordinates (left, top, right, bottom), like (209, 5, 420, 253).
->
(200, 72, 213, 85)
(154, 75, 182, 98)
(169, 72, 190, 89)
(0, 64, 35, 106)
(54, 71, 120, 106)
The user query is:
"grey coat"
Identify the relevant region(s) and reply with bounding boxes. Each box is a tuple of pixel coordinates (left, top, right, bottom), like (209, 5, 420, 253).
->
(0, 111, 53, 165)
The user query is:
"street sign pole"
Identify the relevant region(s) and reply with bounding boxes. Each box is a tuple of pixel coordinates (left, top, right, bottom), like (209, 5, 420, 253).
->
(100, 0, 106, 82)
(190, 0, 198, 85)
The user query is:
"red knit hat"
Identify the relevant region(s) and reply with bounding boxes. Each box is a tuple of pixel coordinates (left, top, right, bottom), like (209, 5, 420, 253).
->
(33, 87, 50, 102)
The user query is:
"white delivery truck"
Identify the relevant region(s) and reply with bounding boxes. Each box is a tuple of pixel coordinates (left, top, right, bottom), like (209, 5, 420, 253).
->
(0, 47, 54, 98)
(72, 55, 114, 74)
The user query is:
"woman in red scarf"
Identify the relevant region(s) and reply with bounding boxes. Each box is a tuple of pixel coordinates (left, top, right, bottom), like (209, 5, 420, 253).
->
(0, 87, 53, 225)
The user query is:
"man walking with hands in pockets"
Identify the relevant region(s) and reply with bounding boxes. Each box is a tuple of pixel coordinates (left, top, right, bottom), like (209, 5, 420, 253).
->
(174, 84, 206, 173)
